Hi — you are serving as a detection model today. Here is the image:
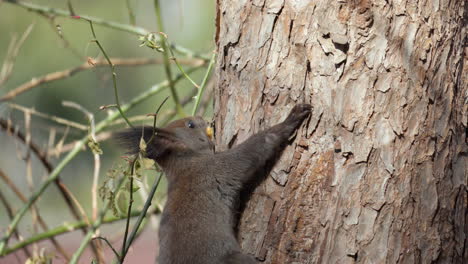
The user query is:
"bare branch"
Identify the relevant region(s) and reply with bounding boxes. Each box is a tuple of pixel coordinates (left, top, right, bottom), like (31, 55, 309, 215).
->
(3, 210, 158, 256)
(21, 111, 41, 255)
(4, 0, 210, 60)
(0, 118, 92, 260)
(83, 19, 134, 128)
(154, 1, 185, 117)
(0, 23, 34, 87)
(125, 0, 136, 25)
(41, 13, 84, 60)
(9, 103, 88, 131)
(0, 57, 203, 102)
(61, 100, 105, 261)
(191, 51, 216, 115)
(61, 101, 101, 220)
(0, 169, 70, 261)
(0, 183, 32, 258)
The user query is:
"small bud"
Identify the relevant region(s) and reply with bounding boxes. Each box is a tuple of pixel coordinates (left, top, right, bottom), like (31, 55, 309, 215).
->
(87, 57, 96, 66)
(159, 32, 168, 39)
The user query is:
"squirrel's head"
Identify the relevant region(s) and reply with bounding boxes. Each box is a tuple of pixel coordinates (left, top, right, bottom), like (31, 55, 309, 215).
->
(163, 116, 214, 155)
(115, 116, 214, 162)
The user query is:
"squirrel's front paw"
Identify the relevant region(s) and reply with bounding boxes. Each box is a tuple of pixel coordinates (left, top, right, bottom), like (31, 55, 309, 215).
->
(287, 104, 312, 123)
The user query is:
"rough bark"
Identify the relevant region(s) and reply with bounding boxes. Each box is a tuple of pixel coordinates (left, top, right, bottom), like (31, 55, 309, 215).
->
(214, 0, 466, 263)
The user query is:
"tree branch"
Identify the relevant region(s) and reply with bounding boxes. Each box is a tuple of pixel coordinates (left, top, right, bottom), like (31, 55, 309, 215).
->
(0, 169, 70, 261)
(3, 0, 210, 60)
(2, 210, 157, 256)
(0, 57, 203, 102)
(0, 183, 32, 258)
(154, 1, 185, 117)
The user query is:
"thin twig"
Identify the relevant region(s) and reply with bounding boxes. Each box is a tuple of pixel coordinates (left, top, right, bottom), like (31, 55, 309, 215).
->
(0, 34, 17, 86)
(0, 117, 88, 223)
(61, 100, 105, 262)
(112, 115, 163, 127)
(119, 172, 163, 263)
(92, 148, 101, 221)
(22, 111, 40, 255)
(121, 215, 149, 256)
(9, 103, 87, 130)
(56, 182, 90, 226)
(3, 0, 210, 60)
(0, 185, 32, 258)
(0, 169, 70, 261)
(0, 188, 16, 227)
(0, 170, 34, 211)
(148, 96, 170, 145)
(192, 52, 216, 116)
(69, 176, 126, 264)
(135, 177, 159, 229)
(84, 19, 133, 128)
(49, 126, 70, 158)
(154, 0, 185, 117)
(2, 210, 153, 256)
(120, 157, 138, 260)
(41, 13, 84, 60)
(0, 57, 203, 102)
(67, 0, 76, 16)
(0, 23, 34, 87)
(48, 131, 112, 156)
(91, 236, 120, 258)
(93, 237, 120, 259)
(198, 78, 215, 116)
(165, 37, 199, 89)
(0, 117, 99, 260)
(125, 0, 136, 25)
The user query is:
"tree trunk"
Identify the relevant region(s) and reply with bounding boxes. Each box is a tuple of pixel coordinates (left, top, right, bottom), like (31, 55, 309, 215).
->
(214, 0, 466, 263)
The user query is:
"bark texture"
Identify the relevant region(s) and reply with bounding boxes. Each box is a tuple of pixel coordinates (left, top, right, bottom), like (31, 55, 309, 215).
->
(214, 0, 467, 263)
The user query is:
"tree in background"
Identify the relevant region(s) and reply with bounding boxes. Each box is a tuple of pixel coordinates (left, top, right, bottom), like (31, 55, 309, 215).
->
(215, 0, 466, 263)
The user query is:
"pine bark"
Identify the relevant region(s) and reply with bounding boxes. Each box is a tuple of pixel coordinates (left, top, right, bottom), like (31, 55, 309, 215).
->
(214, 0, 466, 263)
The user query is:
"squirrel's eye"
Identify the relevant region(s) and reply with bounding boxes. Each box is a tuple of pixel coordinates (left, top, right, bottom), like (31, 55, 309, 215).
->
(187, 120, 195, 128)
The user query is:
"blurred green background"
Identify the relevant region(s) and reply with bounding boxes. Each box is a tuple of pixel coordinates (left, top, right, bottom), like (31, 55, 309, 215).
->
(0, 0, 215, 261)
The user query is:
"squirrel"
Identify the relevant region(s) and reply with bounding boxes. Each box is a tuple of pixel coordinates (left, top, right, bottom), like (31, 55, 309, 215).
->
(116, 104, 312, 264)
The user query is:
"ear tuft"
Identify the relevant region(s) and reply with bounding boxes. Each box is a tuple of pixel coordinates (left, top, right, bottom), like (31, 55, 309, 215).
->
(114, 126, 154, 155)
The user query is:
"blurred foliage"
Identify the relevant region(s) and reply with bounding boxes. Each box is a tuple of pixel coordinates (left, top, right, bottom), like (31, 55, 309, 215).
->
(0, 0, 215, 245)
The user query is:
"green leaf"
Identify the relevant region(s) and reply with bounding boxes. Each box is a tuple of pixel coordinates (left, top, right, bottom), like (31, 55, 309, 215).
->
(115, 189, 129, 217)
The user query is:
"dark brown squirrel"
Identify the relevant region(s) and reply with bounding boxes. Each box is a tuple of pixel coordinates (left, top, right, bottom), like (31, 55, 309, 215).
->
(116, 104, 311, 264)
